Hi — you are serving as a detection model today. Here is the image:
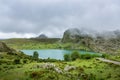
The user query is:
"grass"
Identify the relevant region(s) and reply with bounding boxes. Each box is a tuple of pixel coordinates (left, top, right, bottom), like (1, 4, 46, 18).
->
(108, 55, 120, 62)
(68, 59, 120, 80)
(0, 59, 120, 80)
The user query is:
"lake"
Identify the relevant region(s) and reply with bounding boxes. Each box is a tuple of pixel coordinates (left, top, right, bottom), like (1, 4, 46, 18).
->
(21, 49, 100, 60)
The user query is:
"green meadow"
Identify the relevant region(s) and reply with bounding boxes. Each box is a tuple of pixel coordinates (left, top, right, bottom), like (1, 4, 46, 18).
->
(0, 38, 120, 80)
(0, 58, 120, 80)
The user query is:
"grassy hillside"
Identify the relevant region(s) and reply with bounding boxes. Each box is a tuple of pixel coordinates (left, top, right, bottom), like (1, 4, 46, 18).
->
(1, 38, 90, 51)
(0, 58, 120, 80)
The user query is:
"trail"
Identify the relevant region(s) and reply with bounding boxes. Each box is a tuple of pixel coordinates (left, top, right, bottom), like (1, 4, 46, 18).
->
(96, 58, 120, 66)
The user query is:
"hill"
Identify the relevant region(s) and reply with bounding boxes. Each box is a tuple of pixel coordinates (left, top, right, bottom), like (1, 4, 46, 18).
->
(0, 42, 15, 52)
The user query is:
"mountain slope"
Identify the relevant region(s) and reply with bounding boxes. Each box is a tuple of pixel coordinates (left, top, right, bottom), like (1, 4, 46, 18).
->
(62, 28, 120, 55)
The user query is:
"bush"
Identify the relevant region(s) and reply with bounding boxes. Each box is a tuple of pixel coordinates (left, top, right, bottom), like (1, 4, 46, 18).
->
(7, 51, 16, 55)
(81, 54, 92, 59)
(63, 51, 101, 61)
(0, 59, 13, 65)
(30, 71, 45, 79)
(33, 51, 39, 61)
(23, 59, 28, 64)
(102, 53, 109, 58)
(14, 58, 21, 64)
(81, 53, 100, 59)
(71, 51, 80, 61)
(64, 54, 71, 61)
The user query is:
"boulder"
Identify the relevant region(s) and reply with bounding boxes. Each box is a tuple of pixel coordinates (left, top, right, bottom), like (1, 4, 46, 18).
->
(64, 65, 76, 72)
(34, 63, 63, 74)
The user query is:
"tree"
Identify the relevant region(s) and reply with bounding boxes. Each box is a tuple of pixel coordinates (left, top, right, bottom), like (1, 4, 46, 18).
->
(64, 54, 71, 61)
(71, 51, 80, 61)
(33, 51, 39, 61)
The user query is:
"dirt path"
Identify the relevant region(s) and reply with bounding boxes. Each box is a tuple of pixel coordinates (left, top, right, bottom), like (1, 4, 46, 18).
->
(96, 58, 120, 66)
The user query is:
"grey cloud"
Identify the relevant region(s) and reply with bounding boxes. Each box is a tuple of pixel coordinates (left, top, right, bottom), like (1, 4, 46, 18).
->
(0, 0, 120, 38)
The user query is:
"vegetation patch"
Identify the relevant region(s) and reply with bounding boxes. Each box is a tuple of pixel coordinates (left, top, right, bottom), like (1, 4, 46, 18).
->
(64, 51, 101, 61)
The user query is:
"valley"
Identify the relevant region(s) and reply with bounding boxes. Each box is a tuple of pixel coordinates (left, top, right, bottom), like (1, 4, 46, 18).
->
(0, 28, 120, 80)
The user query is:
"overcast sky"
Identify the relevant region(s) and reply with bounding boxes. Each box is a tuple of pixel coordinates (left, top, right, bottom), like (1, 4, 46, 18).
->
(0, 0, 120, 38)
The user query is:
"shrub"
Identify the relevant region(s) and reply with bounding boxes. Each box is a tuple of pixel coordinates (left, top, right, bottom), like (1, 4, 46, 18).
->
(102, 53, 109, 58)
(81, 54, 92, 59)
(14, 58, 21, 64)
(30, 71, 45, 79)
(17, 65, 22, 68)
(0, 59, 13, 64)
(33, 51, 39, 61)
(23, 59, 28, 64)
(81, 53, 100, 59)
(71, 51, 80, 61)
(7, 51, 16, 55)
(64, 54, 71, 61)
(8, 65, 15, 69)
(92, 54, 100, 58)
(63, 51, 100, 61)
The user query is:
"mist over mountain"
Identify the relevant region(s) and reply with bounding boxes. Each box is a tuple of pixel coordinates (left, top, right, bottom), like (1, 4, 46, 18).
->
(62, 28, 120, 40)
(62, 28, 120, 54)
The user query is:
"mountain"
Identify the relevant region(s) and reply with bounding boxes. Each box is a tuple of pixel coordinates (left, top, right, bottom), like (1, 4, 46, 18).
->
(114, 30, 120, 38)
(62, 28, 93, 43)
(62, 28, 120, 54)
(37, 34, 48, 39)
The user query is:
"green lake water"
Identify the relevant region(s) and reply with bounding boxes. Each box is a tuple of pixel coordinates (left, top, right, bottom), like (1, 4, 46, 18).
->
(21, 49, 100, 60)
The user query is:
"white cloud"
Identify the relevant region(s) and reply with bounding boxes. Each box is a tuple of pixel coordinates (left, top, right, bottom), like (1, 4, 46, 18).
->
(0, 0, 120, 38)
(0, 32, 37, 39)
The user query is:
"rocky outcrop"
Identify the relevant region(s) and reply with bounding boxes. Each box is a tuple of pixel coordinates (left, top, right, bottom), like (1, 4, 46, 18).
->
(62, 28, 93, 45)
(33, 63, 77, 74)
(64, 65, 76, 72)
(33, 63, 63, 74)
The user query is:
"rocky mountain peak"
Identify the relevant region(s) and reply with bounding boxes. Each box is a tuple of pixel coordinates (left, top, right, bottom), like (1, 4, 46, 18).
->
(37, 34, 48, 39)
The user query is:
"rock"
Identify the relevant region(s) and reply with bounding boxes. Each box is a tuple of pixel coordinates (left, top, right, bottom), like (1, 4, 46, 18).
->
(64, 65, 76, 72)
(54, 67, 63, 74)
(34, 63, 63, 74)
(39, 63, 55, 69)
